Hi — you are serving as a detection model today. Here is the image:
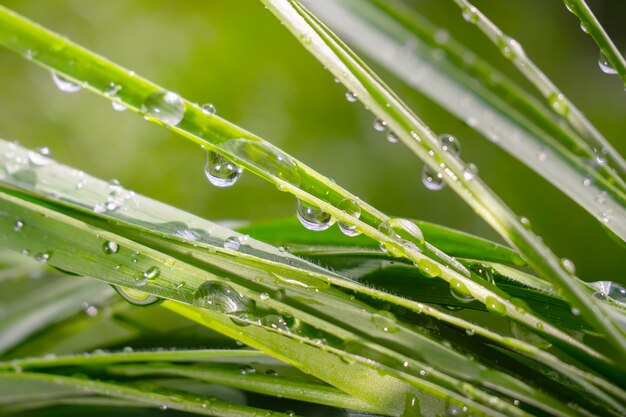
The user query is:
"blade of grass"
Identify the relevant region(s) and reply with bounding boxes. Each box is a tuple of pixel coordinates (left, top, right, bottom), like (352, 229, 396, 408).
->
(261, 0, 626, 361)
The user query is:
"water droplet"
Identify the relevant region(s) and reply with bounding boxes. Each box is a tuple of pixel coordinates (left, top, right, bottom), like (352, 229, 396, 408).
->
(598, 51, 617, 75)
(112, 101, 127, 111)
(259, 292, 270, 301)
(509, 320, 551, 349)
(142, 91, 185, 125)
(345, 91, 358, 102)
(416, 258, 441, 278)
(201, 103, 217, 115)
(373, 119, 387, 132)
(28, 147, 52, 166)
(143, 266, 160, 280)
(104, 82, 121, 96)
(261, 314, 290, 332)
(582, 176, 592, 187)
(548, 92, 569, 116)
(337, 198, 361, 236)
(450, 279, 474, 303)
(537, 148, 548, 162)
(498, 35, 524, 60)
(296, 199, 334, 231)
(204, 150, 243, 187)
(218, 139, 301, 187)
(560, 258, 576, 274)
(159, 405, 168, 411)
(580, 21, 590, 33)
(300, 34, 312, 45)
(84, 304, 99, 317)
(102, 240, 119, 254)
(591, 281, 626, 304)
(13, 220, 24, 232)
(465, 329, 475, 336)
(462, 163, 478, 180)
(461, 6, 479, 24)
(485, 296, 506, 316)
(113, 286, 163, 307)
(193, 281, 255, 313)
(387, 131, 399, 143)
(439, 134, 461, 156)
(371, 310, 398, 333)
(422, 165, 445, 190)
(36, 252, 51, 263)
(51, 72, 81, 93)
(240, 365, 256, 375)
(224, 236, 241, 251)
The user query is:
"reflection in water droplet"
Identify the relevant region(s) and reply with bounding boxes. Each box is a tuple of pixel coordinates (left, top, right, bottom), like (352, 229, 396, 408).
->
(450, 279, 474, 303)
(598, 51, 617, 75)
(416, 258, 441, 278)
(439, 134, 461, 156)
(548, 92, 569, 116)
(102, 241, 119, 254)
(261, 314, 290, 332)
(422, 165, 445, 190)
(296, 199, 334, 231)
(591, 281, 626, 304)
(498, 35, 524, 60)
(142, 91, 185, 125)
(204, 150, 243, 187)
(201, 103, 217, 115)
(13, 220, 24, 232)
(560, 258, 576, 274)
(193, 281, 255, 313)
(28, 147, 52, 167)
(51, 72, 81, 93)
(337, 198, 361, 236)
(36, 252, 51, 263)
(143, 266, 160, 280)
(485, 296, 506, 316)
(224, 236, 241, 251)
(112, 101, 127, 112)
(387, 132, 399, 143)
(113, 286, 163, 307)
(345, 91, 358, 102)
(373, 119, 387, 132)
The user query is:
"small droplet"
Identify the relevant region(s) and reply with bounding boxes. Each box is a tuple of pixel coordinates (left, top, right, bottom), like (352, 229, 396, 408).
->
(548, 92, 569, 116)
(201, 103, 217, 115)
(159, 405, 168, 411)
(28, 146, 52, 166)
(224, 236, 241, 251)
(598, 51, 617, 75)
(465, 329, 475, 336)
(240, 365, 256, 375)
(387, 131, 399, 143)
(259, 292, 270, 301)
(296, 199, 334, 231)
(13, 220, 24, 232)
(582, 176, 592, 187)
(261, 314, 290, 332)
(439, 134, 461, 156)
(498, 35, 524, 60)
(373, 119, 387, 132)
(204, 150, 243, 187)
(537, 148, 548, 162)
(143, 266, 160, 280)
(142, 91, 185, 125)
(337, 198, 361, 236)
(102, 240, 119, 254)
(36, 252, 51, 263)
(113, 286, 163, 307)
(193, 281, 255, 313)
(461, 6, 479, 24)
(485, 296, 506, 316)
(345, 91, 358, 102)
(84, 304, 99, 317)
(450, 279, 474, 303)
(51, 72, 81, 93)
(422, 165, 445, 190)
(462, 163, 478, 180)
(580, 21, 590, 33)
(520, 217, 531, 229)
(111, 101, 127, 111)
(561, 258, 576, 274)
(416, 258, 441, 278)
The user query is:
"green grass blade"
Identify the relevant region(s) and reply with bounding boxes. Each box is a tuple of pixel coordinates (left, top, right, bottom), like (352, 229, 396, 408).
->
(260, 0, 626, 361)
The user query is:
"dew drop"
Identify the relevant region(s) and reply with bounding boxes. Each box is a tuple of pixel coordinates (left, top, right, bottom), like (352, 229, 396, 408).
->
(143, 266, 160, 280)
(591, 281, 626, 304)
(498, 35, 524, 60)
(345, 91, 358, 102)
(462, 163, 478, 180)
(485, 296, 506, 316)
(373, 119, 387, 132)
(465, 329, 475, 336)
(560, 258, 576, 274)
(548, 92, 569, 116)
(261, 314, 290, 332)
(224, 236, 241, 251)
(422, 165, 445, 190)
(193, 281, 255, 313)
(204, 150, 243, 187)
(371, 311, 399, 333)
(337, 198, 361, 236)
(450, 279, 474, 303)
(240, 365, 256, 375)
(296, 199, 334, 231)
(84, 304, 99, 317)
(580, 21, 590, 33)
(582, 176, 592, 187)
(111, 101, 127, 112)
(201, 103, 217, 115)
(28, 146, 52, 166)
(102, 240, 119, 254)
(142, 91, 185, 125)
(461, 6, 479, 24)
(387, 132, 399, 143)
(36, 251, 51, 263)
(51, 72, 81, 93)
(13, 220, 24, 232)
(416, 258, 441, 278)
(113, 286, 163, 307)
(598, 51, 617, 75)
(439, 134, 461, 156)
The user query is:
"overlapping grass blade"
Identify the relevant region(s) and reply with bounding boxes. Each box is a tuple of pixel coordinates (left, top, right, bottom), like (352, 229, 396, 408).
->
(260, 0, 626, 360)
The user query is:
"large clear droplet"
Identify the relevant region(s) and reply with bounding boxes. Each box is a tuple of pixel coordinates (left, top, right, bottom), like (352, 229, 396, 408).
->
(51, 72, 81, 93)
(450, 279, 474, 303)
(28, 147, 53, 167)
(337, 198, 361, 236)
(142, 91, 185, 125)
(296, 199, 334, 231)
(102, 240, 119, 254)
(422, 165, 445, 190)
(204, 150, 242, 187)
(591, 281, 626, 304)
(193, 281, 255, 313)
(598, 51, 617, 75)
(438, 134, 461, 156)
(113, 286, 162, 307)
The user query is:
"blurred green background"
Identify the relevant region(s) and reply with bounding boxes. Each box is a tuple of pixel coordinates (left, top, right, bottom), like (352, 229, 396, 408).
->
(0, 0, 624, 283)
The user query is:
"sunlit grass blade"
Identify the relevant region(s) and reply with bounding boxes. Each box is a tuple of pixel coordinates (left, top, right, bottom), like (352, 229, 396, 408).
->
(261, 0, 626, 360)
(450, 0, 626, 181)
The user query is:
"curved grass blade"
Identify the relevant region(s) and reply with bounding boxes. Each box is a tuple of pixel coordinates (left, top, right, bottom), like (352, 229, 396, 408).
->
(561, 0, 626, 86)
(450, 0, 626, 181)
(261, 0, 626, 361)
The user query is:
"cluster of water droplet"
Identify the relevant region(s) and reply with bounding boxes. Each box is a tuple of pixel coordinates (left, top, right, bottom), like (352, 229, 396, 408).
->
(93, 180, 135, 214)
(422, 133, 469, 191)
